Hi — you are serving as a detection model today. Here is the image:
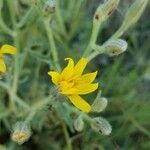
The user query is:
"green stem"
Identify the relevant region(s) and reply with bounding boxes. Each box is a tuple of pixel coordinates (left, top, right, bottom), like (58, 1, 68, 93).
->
(17, 7, 35, 28)
(0, 81, 29, 112)
(62, 122, 72, 150)
(7, 0, 20, 113)
(15, 96, 30, 111)
(130, 117, 150, 138)
(83, 22, 101, 57)
(63, 103, 93, 125)
(87, 45, 104, 61)
(109, 25, 125, 40)
(24, 95, 54, 124)
(86, 25, 126, 61)
(44, 18, 61, 71)
(0, 12, 14, 36)
(55, 0, 67, 36)
(67, 0, 85, 42)
(0, 81, 9, 91)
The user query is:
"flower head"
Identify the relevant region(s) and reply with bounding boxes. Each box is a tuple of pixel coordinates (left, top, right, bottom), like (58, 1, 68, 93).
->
(48, 58, 98, 112)
(0, 44, 16, 73)
(11, 121, 31, 145)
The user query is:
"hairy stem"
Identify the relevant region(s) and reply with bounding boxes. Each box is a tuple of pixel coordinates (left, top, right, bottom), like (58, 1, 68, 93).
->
(44, 18, 61, 71)
(62, 122, 72, 150)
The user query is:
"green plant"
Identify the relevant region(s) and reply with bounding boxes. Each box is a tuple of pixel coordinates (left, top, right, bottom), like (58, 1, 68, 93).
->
(0, 0, 149, 149)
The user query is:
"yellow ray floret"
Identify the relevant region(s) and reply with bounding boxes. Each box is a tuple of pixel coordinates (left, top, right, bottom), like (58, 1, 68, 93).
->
(0, 44, 16, 73)
(48, 58, 99, 113)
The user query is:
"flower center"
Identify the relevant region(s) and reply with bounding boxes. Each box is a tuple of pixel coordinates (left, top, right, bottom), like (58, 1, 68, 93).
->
(58, 78, 78, 94)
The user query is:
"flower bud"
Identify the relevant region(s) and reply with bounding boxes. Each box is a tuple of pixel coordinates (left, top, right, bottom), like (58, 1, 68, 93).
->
(11, 121, 31, 145)
(104, 39, 128, 56)
(94, 0, 120, 23)
(43, 0, 56, 15)
(74, 116, 84, 132)
(91, 117, 112, 135)
(92, 97, 108, 113)
(121, 0, 148, 31)
(89, 0, 120, 46)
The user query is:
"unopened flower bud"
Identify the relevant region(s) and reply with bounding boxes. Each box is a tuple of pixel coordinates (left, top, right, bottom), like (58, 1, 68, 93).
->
(91, 117, 112, 135)
(104, 39, 128, 56)
(92, 97, 108, 113)
(74, 116, 84, 132)
(121, 0, 148, 31)
(44, 0, 56, 15)
(11, 122, 31, 145)
(94, 0, 120, 23)
(89, 0, 120, 46)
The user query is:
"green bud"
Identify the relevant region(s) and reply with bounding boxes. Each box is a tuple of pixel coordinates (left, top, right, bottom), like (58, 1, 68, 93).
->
(92, 97, 108, 113)
(104, 39, 128, 56)
(94, 0, 120, 24)
(11, 121, 31, 145)
(43, 0, 56, 15)
(91, 117, 112, 135)
(122, 0, 148, 31)
(113, 0, 148, 38)
(88, 0, 120, 50)
(74, 116, 84, 132)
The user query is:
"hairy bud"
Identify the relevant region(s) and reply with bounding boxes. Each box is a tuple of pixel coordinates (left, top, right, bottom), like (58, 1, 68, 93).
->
(104, 39, 128, 56)
(122, 0, 148, 31)
(43, 0, 56, 15)
(91, 117, 112, 135)
(94, 0, 120, 23)
(74, 116, 84, 132)
(113, 0, 148, 38)
(11, 122, 31, 145)
(92, 97, 108, 113)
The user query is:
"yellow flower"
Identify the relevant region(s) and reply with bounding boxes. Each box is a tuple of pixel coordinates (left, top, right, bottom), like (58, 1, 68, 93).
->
(48, 58, 98, 112)
(0, 44, 16, 73)
(11, 131, 30, 145)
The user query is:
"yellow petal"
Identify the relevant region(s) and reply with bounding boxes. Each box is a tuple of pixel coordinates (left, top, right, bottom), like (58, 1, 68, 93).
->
(48, 71, 60, 85)
(68, 95, 91, 112)
(61, 58, 74, 79)
(74, 58, 88, 76)
(61, 83, 98, 95)
(60, 88, 77, 95)
(77, 71, 98, 84)
(0, 58, 6, 73)
(75, 83, 98, 95)
(0, 44, 16, 55)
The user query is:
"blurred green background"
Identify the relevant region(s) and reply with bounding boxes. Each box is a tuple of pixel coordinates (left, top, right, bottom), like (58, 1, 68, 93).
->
(0, 0, 150, 149)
